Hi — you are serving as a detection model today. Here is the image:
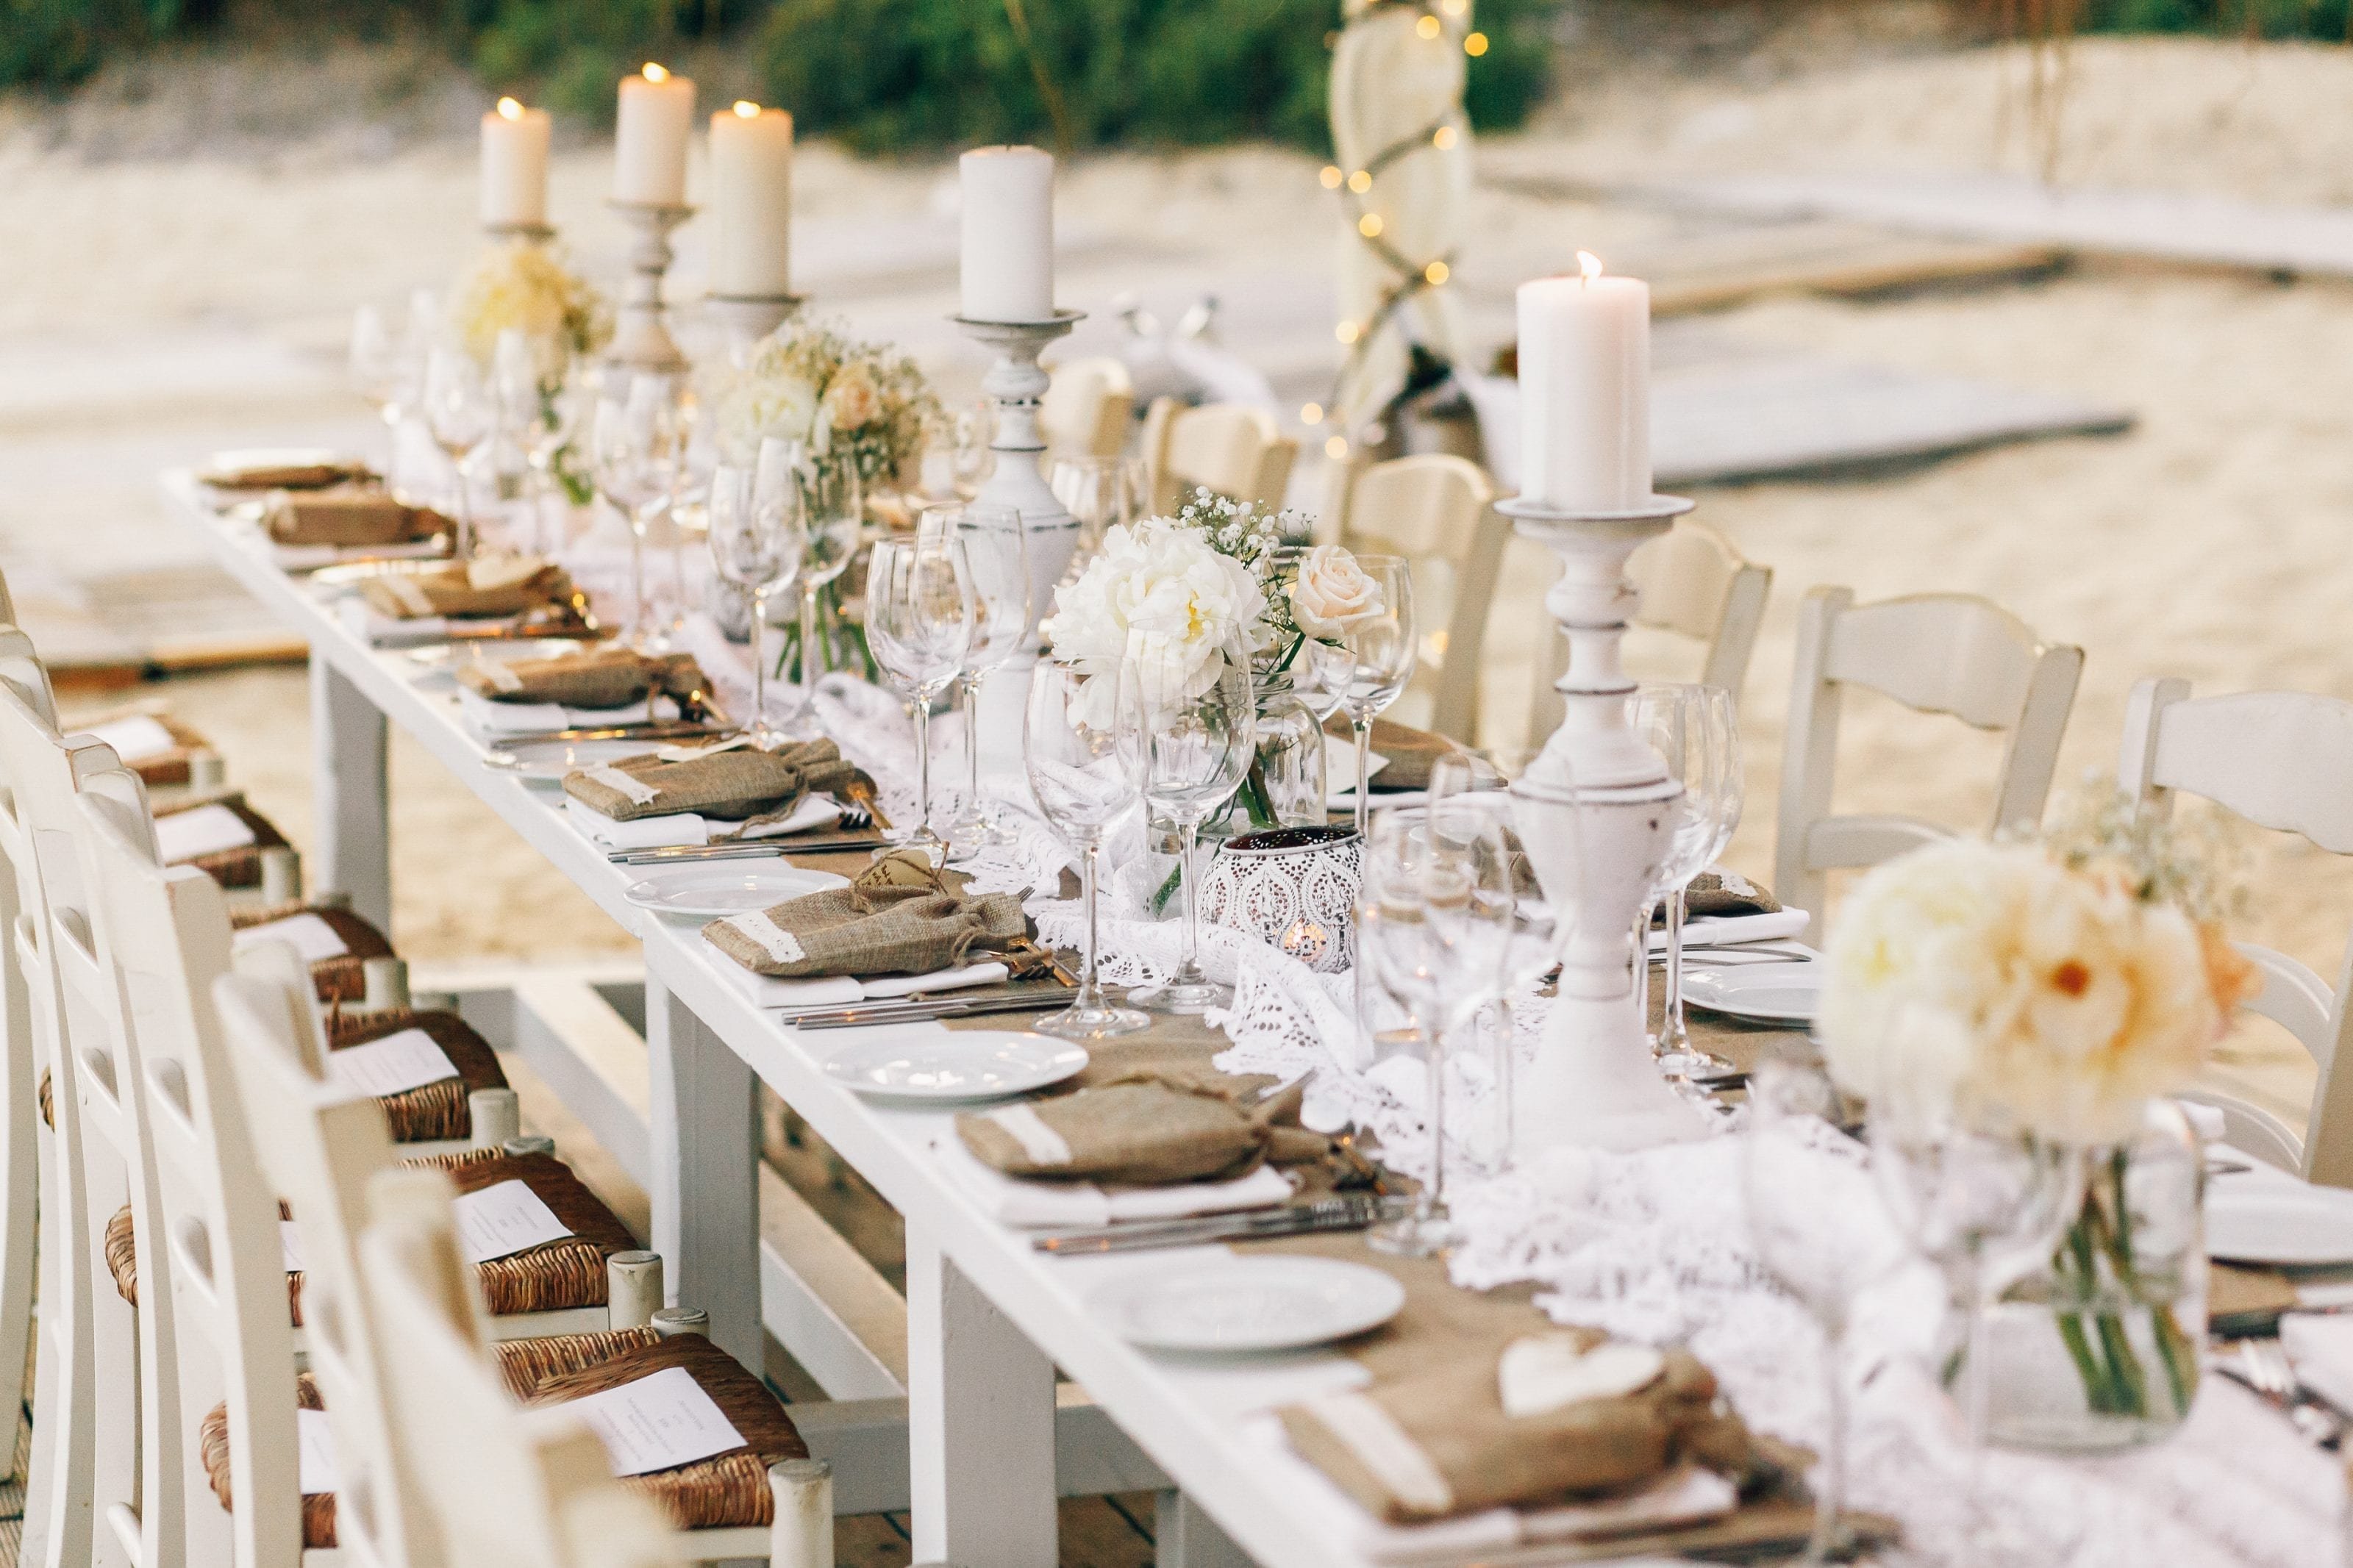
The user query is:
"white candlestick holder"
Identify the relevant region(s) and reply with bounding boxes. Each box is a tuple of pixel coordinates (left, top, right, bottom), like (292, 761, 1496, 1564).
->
(706, 293, 804, 348)
(954, 309, 1085, 637)
(485, 221, 557, 246)
(1500, 492, 1713, 1155)
(607, 200, 696, 375)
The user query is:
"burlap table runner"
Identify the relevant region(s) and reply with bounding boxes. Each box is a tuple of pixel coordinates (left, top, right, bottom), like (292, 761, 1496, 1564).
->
(704, 852, 1029, 978)
(1652, 967, 1811, 1084)
(263, 487, 450, 548)
(199, 455, 369, 490)
(563, 738, 868, 826)
(457, 646, 704, 709)
(361, 556, 571, 620)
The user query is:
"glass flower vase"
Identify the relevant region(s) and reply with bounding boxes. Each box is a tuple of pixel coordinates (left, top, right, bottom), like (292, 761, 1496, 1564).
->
(1967, 1099, 2205, 1452)
(1222, 673, 1327, 834)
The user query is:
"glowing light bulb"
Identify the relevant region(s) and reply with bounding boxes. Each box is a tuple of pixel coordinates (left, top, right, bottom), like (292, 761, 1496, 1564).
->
(1416, 14, 1441, 37)
(1301, 402, 1325, 424)
(1325, 435, 1349, 460)
(1347, 169, 1373, 194)
(1443, 0, 1468, 14)
(1464, 31, 1489, 55)
(1358, 212, 1384, 238)
(1335, 321, 1361, 345)
(1433, 125, 1458, 150)
(496, 96, 524, 121)
(733, 100, 761, 117)
(1424, 260, 1450, 285)
(1320, 165, 1343, 190)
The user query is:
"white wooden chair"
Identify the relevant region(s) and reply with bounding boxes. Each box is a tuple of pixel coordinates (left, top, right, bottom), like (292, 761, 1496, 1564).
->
(1529, 520, 1773, 742)
(1139, 398, 1298, 515)
(1329, 453, 1502, 744)
(1040, 357, 1134, 461)
(1774, 587, 2084, 917)
(0, 590, 40, 1518)
(2116, 678, 2353, 1186)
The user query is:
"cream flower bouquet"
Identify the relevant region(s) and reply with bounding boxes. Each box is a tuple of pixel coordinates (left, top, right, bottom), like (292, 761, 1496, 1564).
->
(451, 240, 612, 373)
(712, 318, 939, 493)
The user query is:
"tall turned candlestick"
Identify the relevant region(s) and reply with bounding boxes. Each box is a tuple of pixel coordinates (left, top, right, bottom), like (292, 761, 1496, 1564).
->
(954, 309, 1085, 635)
(607, 200, 696, 374)
(1502, 492, 1712, 1155)
(484, 221, 557, 246)
(705, 293, 803, 348)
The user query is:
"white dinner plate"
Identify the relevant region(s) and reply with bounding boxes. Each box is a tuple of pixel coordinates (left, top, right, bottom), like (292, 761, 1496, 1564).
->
(2206, 1184, 2353, 1266)
(1680, 961, 1821, 1025)
(409, 639, 589, 687)
(623, 864, 851, 920)
(820, 1029, 1088, 1102)
(482, 736, 655, 783)
(1090, 1257, 1407, 1353)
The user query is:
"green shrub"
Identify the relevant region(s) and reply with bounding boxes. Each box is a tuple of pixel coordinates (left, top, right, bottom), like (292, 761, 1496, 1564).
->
(2082, 0, 2349, 36)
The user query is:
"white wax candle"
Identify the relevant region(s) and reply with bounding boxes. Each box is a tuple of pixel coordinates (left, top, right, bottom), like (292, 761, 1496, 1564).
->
(959, 146, 1054, 323)
(1516, 253, 1652, 512)
(614, 63, 696, 207)
(480, 97, 551, 227)
(710, 102, 793, 297)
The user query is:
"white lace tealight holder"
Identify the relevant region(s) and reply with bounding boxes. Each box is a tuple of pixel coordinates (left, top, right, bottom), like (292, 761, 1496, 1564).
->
(1196, 826, 1362, 975)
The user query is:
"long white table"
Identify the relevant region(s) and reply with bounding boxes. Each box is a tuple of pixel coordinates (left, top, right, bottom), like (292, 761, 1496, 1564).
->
(160, 476, 1410, 1568)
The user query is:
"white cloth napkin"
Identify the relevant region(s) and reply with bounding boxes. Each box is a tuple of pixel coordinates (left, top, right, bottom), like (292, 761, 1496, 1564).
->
(79, 715, 176, 763)
(2280, 1313, 2353, 1414)
(457, 688, 678, 740)
(1649, 909, 1812, 952)
(1345, 1462, 1738, 1564)
(704, 944, 1010, 1012)
(1324, 735, 1390, 805)
(565, 795, 842, 851)
(934, 1133, 1295, 1229)
(338, 595, 471, 647)
(275, 538, 444, 573)
(154, 803, 256, 863)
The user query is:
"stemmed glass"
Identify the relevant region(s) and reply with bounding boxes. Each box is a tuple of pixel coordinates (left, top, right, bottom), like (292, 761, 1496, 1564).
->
(708, 455, 807, 748)
(1743, 1050, 1909, 1568)
(1629, 683, 1743, 1084)
(1334, 556, 1418, 835)
(1049, 454, 1143, 557)
(791, 463, 865, 713)
(590, 375, 682, 650)
(1024, 658, 1151, 1040)
(1121, 650, 1254, 1014)
(349, 305, 410, 490)
(867, 522, 976, 863)
(943, 506, 1031, 852)
(665, 394, 718, 642)
(422, 347, 495, 561)
(493, 327, 572, 555)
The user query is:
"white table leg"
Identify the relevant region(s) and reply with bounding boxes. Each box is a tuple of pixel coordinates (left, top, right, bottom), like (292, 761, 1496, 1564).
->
(1157, 1492, 1257, 1568)
(646, 969, 763, 1370)
(906, 1225, 1056, 1568)
(308, 656, 390, 933)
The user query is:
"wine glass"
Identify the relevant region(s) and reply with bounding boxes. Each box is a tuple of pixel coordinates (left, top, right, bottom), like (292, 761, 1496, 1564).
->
(349, 304, 410, 490)
(709, 456, 807, 748)
(422, 347, 494, 561)
(493, 326, 572, 554)
(791, 462, 865, 711)
(943, 505, 1032, 852)
(1629, 683, 1743, 1084)
(1335, 556, 1418, 835)
(1743, 1050, 1910, 1567)
(1025, 657, 1151, 1040)
(952, 399, 995, 495)
(867, 523, 976, 863)
(1049, 454, 1143, 557)
(665, 393, 718, 642)
(590, 375, 682, 650)
(1121, 649, 1254, 1014)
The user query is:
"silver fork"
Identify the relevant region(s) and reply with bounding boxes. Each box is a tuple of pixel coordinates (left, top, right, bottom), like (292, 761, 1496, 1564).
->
(2226, 1338, 2347, 1447)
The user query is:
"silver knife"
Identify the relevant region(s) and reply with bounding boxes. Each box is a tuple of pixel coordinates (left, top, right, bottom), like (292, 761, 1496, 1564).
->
(1034, 1193, 1415, 1254)
(499, 721, 735, 748)
(788, 991, 1076, 1029)
(608, 833, 885, 865)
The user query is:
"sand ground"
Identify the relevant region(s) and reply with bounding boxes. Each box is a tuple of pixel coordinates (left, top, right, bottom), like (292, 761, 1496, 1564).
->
(11, 21, 2353, 1125)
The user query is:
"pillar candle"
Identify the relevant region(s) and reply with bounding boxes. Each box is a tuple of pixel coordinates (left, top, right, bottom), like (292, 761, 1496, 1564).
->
(1516, 252, 1652, 512)
(480, 97, 551, 227)
(959, 146, 1054, 322)
(614, 62, 696, 207)
(710, 102, 793, 297)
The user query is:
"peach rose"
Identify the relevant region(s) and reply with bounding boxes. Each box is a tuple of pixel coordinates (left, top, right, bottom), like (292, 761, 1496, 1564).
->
(1288, 545, 1384, 640)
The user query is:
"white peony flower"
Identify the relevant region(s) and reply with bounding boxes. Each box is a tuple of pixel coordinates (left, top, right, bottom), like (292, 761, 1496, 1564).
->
(1288, 544, 1385, 640)
(1048, 516, 1269, 723)
(716, 368, 820, 467)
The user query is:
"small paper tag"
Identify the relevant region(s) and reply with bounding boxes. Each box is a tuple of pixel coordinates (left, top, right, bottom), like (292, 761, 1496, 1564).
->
(85, 715, 176, 762)
(1497, 1336, 1664, 1417)
(296, 1408, 339, 1495)
(466, 554, 544, 593)
(583, 764, 661, 806)
(326, 1028, 460, 1099)
(232, 913, 350, 965)
(154, 803, 257, 863)
(280, 1220, 305, 1273)
(565, 1364, 746, 1478)
(654, 734, 754, 763)
(985, 1104, 1074, 1167)
(722, 909, 805, 966)
(480, 661, 524, 693)
(381, 577, 436, 617)
(451, 1178, 575, 1265)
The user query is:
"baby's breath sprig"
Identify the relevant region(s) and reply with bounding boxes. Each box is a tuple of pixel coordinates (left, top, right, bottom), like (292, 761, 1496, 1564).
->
(1175, 489, 1310, 653)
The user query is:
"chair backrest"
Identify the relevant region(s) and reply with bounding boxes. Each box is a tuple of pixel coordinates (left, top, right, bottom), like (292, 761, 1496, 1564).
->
(1774, 587, 2084, 917)
(0, 641, 151, 1568)
(75, 784, 303, 1568)
(354, 1172, 678, 1568)
(1329, 454, 1501, 744)
(213, 944, 438, 1568)
(1140, 398, 1298, 515)
(0, 626, 44, 1522)
(1040, 357, 1134, 460)
(2118, 677, 2353, 1186)
(1529, 520, 1774, 745)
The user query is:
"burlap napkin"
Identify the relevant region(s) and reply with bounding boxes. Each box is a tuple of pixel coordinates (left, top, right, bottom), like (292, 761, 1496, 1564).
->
(562, 738, 869, 826)
(360, 555, 572, 620)
(1279, 1329, 1754, 1523)
(957, 1072, 1329, 1185)
(704, 852, 1029, 978)
(457, 648, 705, 709)
(264, 487, 451, 548)
(200, 454, 369, 490)
(1678, 868, 1782, 921)
(1323, 715, 1464, 792)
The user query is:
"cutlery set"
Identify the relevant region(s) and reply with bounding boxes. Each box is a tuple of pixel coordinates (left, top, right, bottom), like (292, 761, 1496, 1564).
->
(1033, 1193, 1416, 1254)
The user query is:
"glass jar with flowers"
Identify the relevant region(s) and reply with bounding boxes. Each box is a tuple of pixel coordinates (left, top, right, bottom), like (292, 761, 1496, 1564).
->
(449, 240, 613, 511)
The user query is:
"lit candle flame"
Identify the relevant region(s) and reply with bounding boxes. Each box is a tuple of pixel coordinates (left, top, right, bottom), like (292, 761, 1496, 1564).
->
(496, 96, 524, 121)
(733, 100, 761, 117)
(643, 62, 669, 82)
(1577, 250, 1603, 284)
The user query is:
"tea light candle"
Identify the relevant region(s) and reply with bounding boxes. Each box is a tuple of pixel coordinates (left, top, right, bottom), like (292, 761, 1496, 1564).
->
(1516, 251, 1652, 512)
(615, 62, 695, 207)
(710, 101, 793, 297)
(480, 96, 551, 228)
(958, 146, 1054, 322)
